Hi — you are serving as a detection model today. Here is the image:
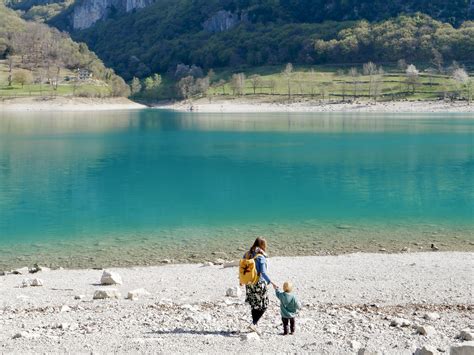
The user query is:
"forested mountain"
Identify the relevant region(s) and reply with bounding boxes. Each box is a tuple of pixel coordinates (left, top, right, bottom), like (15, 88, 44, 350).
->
(4, 0, 474, 82)
(63, 0, 473, 80)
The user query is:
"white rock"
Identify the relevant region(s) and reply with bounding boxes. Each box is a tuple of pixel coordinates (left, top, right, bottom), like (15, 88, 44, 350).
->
(161, 259, 171, 264)
(349, 340, 362, 350)
(324, 326, 337, 334)
(226, 287, 242, 298)
(93, 289, 121, 300)
(450, 341, 474, 355)
(100, 270, 123, 285)
(424, 312, 441, 321)
(126, 288, 151, 300)
(390, 318, 411, 327)
(214, 258, 226, 265)
(30, 278, 43, 287)
(202, 262, 214, 267)
(417, 325, 436, 336)
(60, 305, 71, 313)
(74, 295, 85, 300)
(12, 332, 38, 339)
(414, 345, 439, 355)
(20, 279, 31, 288)
(240, 332, 260, 342)
(458, 329, 474, 341)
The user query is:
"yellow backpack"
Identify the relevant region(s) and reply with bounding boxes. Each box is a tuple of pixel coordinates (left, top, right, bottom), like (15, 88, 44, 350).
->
(239, 252, 262, 286)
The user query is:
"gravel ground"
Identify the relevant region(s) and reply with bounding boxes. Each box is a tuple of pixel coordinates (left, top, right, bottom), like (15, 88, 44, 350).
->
(1, 252, 473, 354)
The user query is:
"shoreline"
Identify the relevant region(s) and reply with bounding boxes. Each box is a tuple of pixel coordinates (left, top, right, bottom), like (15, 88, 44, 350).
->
(1, 252, 472, 353)
(0, 96, 146, 112)
(157, 98, 474, 113)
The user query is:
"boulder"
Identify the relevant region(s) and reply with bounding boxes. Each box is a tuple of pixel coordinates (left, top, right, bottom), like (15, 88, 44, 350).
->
(414, 346, 439, 355)
(214, 258, 226, 265)
(240, 332, 260, 342)
(424, 312, 441, 321)
(349, 340, 362, 350)
(126, 288, 151, 300)
(100, 271, 122, 285)
(60, 305, 71, 313)
(417, 325, 436, 336)
(20, 279, 31, 288)
(74, 295, 85, 300)
(226, 287, 242, 298)
(450, 342, 474, 355)
(30, 278, 43, 287)
(93, 289, 121, 300)
(390, 318, 411, 327)
(202, 262, 214, 267)
(458, 329, 474, 341)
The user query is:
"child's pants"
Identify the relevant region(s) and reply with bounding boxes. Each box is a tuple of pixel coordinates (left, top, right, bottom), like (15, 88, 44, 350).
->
(282, 317, 295, 334)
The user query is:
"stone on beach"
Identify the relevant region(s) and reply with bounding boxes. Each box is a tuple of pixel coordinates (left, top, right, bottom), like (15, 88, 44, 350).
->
(358, 349, 380, 355)
(417, 325, 436, 336)
(414, 345, 439, 355)
(223, 261, 239, 268)
(225, 287, 242, 298)
(30, 278, 43, 287)
(93, 289, 121, 300)
(449, 341, 474, 355)
(74, 295, 85, 300)
(458, 329, 474, 341)
(100, 270, 123, 285)
(390, 318, 411, 327)
(126, 288, 151, 300)
(424, 312, 441, 321)
(348, 340, 362, 350)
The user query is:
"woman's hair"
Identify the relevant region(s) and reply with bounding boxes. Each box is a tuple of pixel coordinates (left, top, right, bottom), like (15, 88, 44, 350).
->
(250, 237, 267, 253)
(283, 281, 293, 293)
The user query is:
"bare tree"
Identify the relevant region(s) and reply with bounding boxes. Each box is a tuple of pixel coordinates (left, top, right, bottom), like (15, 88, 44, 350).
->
(249, 74, 262, 94)
(431, 49, 444, 73)
(363, 62, 377, 97)
(178, 76, 195, 100)
(349, 67, 359, 100)
(452, 68, 470, 101)
(397, 59, 407, 72)
(230, 73, 245, 96)
(283, 63, 293, 100)
(7, 55, 14, 87)
(405, 64, 419, 94)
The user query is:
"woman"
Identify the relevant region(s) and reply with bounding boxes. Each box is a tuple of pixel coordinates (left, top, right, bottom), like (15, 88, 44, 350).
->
(244, 237, 275, 334)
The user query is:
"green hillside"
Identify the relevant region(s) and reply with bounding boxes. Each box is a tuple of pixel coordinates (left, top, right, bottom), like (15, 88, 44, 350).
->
(0, 1, 129, 98)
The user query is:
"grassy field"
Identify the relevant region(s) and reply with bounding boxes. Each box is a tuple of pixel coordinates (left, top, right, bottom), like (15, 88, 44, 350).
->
(206, 64, 472, 102)
(0, 60, 111, 98)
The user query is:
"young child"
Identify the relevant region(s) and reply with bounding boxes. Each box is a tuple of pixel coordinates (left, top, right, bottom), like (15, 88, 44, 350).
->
(274, 281, 301, 335)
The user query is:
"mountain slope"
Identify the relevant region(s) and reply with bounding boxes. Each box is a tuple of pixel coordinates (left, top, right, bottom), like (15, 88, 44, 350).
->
(67, 0, 474, 80)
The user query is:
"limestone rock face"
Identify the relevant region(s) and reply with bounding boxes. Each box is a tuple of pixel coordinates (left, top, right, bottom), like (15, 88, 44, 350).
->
(203, 10, 246, 33)
(72, 0, 155, 30)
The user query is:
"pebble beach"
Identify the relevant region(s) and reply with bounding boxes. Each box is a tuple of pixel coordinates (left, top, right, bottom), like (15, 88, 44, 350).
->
(1, 252, 473, 354)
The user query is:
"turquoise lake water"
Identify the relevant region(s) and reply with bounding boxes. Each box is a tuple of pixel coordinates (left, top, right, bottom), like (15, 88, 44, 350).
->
(0, 110, 473, 268)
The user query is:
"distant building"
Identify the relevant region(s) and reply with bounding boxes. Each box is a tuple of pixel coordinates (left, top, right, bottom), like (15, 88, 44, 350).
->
(77, 68, 92, 81)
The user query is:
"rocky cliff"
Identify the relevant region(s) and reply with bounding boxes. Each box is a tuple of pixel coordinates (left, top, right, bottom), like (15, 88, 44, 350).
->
(203, 10, 247, 33)
(72, 0, 154, 29)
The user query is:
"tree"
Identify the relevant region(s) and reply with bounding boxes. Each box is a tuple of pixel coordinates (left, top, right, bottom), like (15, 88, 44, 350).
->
(12, 69, 33, 88)
(405, 64, 419, 94)
(109, 76, 131, 97)
(250, 74, 262, 94)
(130, 77, 142, 95)
(452, 68, 470, 101)
(283, 63, 293, 100)
(177, 76, 194, 99)
(230, 73, 245, 96)
(216, 79, 226, 95)
(363, 62, 377, 97)
(397, 59, 407, 72)
(7, 55, 13, 86)
(349, 67, 359, 100)
(144, 74, 161, 91)
(431, 49, 444, 73)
